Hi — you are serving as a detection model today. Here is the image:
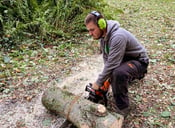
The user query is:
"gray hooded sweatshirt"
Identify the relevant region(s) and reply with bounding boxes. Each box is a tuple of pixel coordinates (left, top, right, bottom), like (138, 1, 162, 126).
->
(96, 20, 149, 87)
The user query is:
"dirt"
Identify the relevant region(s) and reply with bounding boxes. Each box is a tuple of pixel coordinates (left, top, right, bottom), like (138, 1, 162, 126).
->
(0, 54, 104, 128)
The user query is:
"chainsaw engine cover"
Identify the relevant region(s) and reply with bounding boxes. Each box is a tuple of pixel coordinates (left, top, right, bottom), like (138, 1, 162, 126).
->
(85, 83, 107, 106)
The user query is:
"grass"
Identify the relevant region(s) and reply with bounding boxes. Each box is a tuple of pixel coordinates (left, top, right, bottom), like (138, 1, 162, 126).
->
(107, 0, 175, 127)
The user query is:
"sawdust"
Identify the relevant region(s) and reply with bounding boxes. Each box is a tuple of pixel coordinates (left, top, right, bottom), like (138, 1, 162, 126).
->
(0, 54, 104, 128)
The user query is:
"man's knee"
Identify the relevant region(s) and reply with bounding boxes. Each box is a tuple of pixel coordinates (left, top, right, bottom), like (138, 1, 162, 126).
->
(112, 68, 128, 81)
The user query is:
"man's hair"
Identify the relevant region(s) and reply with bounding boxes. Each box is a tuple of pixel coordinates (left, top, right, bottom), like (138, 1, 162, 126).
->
(84, 11, 104, 26)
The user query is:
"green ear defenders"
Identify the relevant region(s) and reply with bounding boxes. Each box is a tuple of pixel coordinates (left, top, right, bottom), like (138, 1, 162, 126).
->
(90, 11, 107, 30)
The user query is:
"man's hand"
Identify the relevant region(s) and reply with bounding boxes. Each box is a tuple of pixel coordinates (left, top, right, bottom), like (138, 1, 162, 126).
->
(92, 82, 100, 90)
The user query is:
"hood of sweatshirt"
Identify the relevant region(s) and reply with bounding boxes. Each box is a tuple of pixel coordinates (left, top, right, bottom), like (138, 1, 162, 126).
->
(104, 20, 120, 41)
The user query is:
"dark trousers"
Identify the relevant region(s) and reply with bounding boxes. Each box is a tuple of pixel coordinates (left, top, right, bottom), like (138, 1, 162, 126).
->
(111, 60, 148, 110)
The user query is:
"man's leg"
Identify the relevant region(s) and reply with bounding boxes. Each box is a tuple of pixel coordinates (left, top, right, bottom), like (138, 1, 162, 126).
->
(111, 60, 148, 110)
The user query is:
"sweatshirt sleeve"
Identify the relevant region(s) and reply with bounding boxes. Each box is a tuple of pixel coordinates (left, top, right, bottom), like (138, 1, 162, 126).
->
(96, 35, 127, 86)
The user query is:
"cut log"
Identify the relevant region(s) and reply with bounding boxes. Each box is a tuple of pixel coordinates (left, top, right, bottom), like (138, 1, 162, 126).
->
(42, 87, 124, 128)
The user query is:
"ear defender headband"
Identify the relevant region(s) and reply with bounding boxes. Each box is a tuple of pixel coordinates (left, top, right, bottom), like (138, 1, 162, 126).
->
(90, 11, 107, 30)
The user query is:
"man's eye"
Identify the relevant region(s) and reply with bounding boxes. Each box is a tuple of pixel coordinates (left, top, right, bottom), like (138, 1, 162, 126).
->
(89, 29, 94, 32)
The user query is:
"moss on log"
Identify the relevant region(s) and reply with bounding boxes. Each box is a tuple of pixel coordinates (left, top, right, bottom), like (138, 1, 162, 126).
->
(42, 87, 123, 128)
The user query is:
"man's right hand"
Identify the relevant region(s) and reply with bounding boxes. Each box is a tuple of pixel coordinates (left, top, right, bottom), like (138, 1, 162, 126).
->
(92, 82, 100, 90)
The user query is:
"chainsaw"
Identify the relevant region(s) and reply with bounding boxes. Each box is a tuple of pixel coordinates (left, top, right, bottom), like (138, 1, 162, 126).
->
(85, 80, 110, 107)
(60, 80, 110, 128)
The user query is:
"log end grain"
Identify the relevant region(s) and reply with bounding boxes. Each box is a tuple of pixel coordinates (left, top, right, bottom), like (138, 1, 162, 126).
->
(97, 104, 107, 116)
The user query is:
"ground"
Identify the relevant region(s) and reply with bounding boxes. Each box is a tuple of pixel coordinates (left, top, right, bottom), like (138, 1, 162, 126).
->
(0, 54, 104, 128)
(0, 0, 175, 128)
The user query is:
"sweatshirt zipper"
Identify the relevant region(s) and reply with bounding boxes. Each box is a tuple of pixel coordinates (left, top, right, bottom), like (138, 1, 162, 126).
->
(105, 43, 109, 54)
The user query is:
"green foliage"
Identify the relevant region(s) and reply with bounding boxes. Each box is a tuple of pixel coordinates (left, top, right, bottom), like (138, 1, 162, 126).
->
(0, 0, 108, 50)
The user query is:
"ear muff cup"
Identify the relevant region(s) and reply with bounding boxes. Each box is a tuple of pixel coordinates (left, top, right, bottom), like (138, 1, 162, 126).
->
(98, 18, 106, 30)
(90, 11, 107, 30)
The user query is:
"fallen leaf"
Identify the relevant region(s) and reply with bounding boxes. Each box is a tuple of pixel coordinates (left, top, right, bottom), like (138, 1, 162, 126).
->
(161, 111, 170, 118)
(142, 98, 148, 103)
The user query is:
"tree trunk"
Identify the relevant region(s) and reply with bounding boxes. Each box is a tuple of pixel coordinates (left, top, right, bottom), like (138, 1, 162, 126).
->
(42, 87, 124, 128)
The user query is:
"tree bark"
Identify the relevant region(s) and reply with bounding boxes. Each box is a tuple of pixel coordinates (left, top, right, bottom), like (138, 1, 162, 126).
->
(42, 87, 124, 128)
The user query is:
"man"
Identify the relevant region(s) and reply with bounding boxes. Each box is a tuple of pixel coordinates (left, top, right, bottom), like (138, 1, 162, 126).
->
(84, 11, 149, 116)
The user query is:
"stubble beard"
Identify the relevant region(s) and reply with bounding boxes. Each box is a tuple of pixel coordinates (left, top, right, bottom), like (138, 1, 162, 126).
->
(93, 30, 104, 40)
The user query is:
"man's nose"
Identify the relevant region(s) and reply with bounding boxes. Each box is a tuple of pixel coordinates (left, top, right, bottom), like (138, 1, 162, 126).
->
(89, 31, 93, 36)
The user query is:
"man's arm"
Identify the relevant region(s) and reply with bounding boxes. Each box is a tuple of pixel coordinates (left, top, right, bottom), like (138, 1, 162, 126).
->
(96, 35, 127, 87)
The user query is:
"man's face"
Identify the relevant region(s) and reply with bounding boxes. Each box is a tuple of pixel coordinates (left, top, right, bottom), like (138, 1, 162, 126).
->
(86, 21, 103, 40)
